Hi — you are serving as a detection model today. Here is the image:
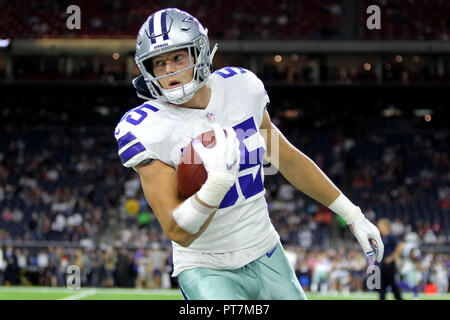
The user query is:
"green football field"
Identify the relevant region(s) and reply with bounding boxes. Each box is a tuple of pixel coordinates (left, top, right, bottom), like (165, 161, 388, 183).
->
(0, 286, 449, 300)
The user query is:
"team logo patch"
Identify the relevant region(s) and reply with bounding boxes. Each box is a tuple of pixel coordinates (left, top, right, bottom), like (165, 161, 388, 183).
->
(205, 112, 215, 121)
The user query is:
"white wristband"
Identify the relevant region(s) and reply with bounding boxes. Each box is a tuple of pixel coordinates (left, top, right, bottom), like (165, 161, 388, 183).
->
(328, 193, 364, 225)
(196, 172, 236, 207)
(172, 195, 215, 234)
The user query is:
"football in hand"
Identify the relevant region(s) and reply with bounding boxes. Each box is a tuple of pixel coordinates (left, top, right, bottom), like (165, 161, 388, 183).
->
(177, 129, 225, 199)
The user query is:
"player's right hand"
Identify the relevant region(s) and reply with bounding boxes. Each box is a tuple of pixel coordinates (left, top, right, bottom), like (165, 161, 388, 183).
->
(193, 123, 240, 186)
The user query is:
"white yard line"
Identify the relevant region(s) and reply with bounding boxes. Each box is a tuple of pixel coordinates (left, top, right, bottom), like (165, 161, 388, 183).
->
(59, 289, 97, 300)
(92, 289, 181, 295)
(0, 287, 76, 293)
(0, 287, 180, 295)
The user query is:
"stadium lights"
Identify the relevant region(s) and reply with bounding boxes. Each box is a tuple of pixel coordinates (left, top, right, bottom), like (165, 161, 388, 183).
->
(284, 109, 300, 119)
(395, 55, 403, 63)
(381, 105, 402, 117)
(94, 106, 110, 116)
(413, 109, 433, 118)
(363, 62, 372, 71)
(0, 39, 11, 49)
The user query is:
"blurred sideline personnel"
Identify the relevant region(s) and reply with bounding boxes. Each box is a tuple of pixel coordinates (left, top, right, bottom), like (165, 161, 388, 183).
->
(114, 8, 384, 299)
(377, 219, 403, 300)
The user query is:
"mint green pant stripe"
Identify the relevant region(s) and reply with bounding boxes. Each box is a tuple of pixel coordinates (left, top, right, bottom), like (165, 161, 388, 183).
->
(177, 242, 307, 300)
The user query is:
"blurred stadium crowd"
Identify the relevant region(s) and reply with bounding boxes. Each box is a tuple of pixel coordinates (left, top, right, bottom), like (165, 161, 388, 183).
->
(1, 0, 449, 40)
(0, 0, 448, 297)
(1, 240, 448, 295)
(0, 96, 448, 292)
(0, 105, 448, 246)
(1, 0, 449, 84)
(7, 53, 449, 85)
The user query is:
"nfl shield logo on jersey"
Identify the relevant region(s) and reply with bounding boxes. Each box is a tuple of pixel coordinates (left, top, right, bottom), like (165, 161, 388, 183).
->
(205, 112, 215, 121)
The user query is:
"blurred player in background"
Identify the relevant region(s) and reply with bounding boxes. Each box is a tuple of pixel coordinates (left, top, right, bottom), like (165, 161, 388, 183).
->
(329, 249, 351, 295)
(310, 251, 332, 294)
(429, 255, 449, 294)
(377, 219, 403, 300)
(400, 248, 422, 299)
(114, 8, 384, 299)
(398, 229, 423, 299)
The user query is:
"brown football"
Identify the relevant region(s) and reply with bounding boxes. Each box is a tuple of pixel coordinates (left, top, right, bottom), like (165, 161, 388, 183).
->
(177, 129, 224, 199)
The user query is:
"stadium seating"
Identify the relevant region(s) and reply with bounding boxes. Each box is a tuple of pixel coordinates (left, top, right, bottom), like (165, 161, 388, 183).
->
(1, 0, 448, 40)
(357, 0, 450, 40)
(0, 101, 447, 248)
(0, 0, 340, 40)
(0, 0, 448, 294)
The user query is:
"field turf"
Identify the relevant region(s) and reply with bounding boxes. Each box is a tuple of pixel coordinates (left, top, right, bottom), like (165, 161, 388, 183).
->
(0, 286, 449, 300)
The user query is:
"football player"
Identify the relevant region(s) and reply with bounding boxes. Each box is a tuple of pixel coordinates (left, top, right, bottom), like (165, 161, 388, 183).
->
(115, 8, 384, 299)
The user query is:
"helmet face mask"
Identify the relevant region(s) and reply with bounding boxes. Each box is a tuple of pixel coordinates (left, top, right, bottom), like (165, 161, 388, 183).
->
(135, 9, 213, 105)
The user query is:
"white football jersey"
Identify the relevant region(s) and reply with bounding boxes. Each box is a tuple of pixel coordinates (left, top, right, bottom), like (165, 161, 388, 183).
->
(115, 67, 280, 275)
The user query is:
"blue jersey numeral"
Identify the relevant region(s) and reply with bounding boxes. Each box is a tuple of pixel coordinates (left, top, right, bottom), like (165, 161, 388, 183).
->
(215, 67, 247, 79)
(219, 117, 265, 209)
(119, 104, 159, 126)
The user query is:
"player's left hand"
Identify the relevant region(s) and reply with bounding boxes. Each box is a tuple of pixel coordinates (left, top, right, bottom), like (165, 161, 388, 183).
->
(350, 217, 384, 264)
